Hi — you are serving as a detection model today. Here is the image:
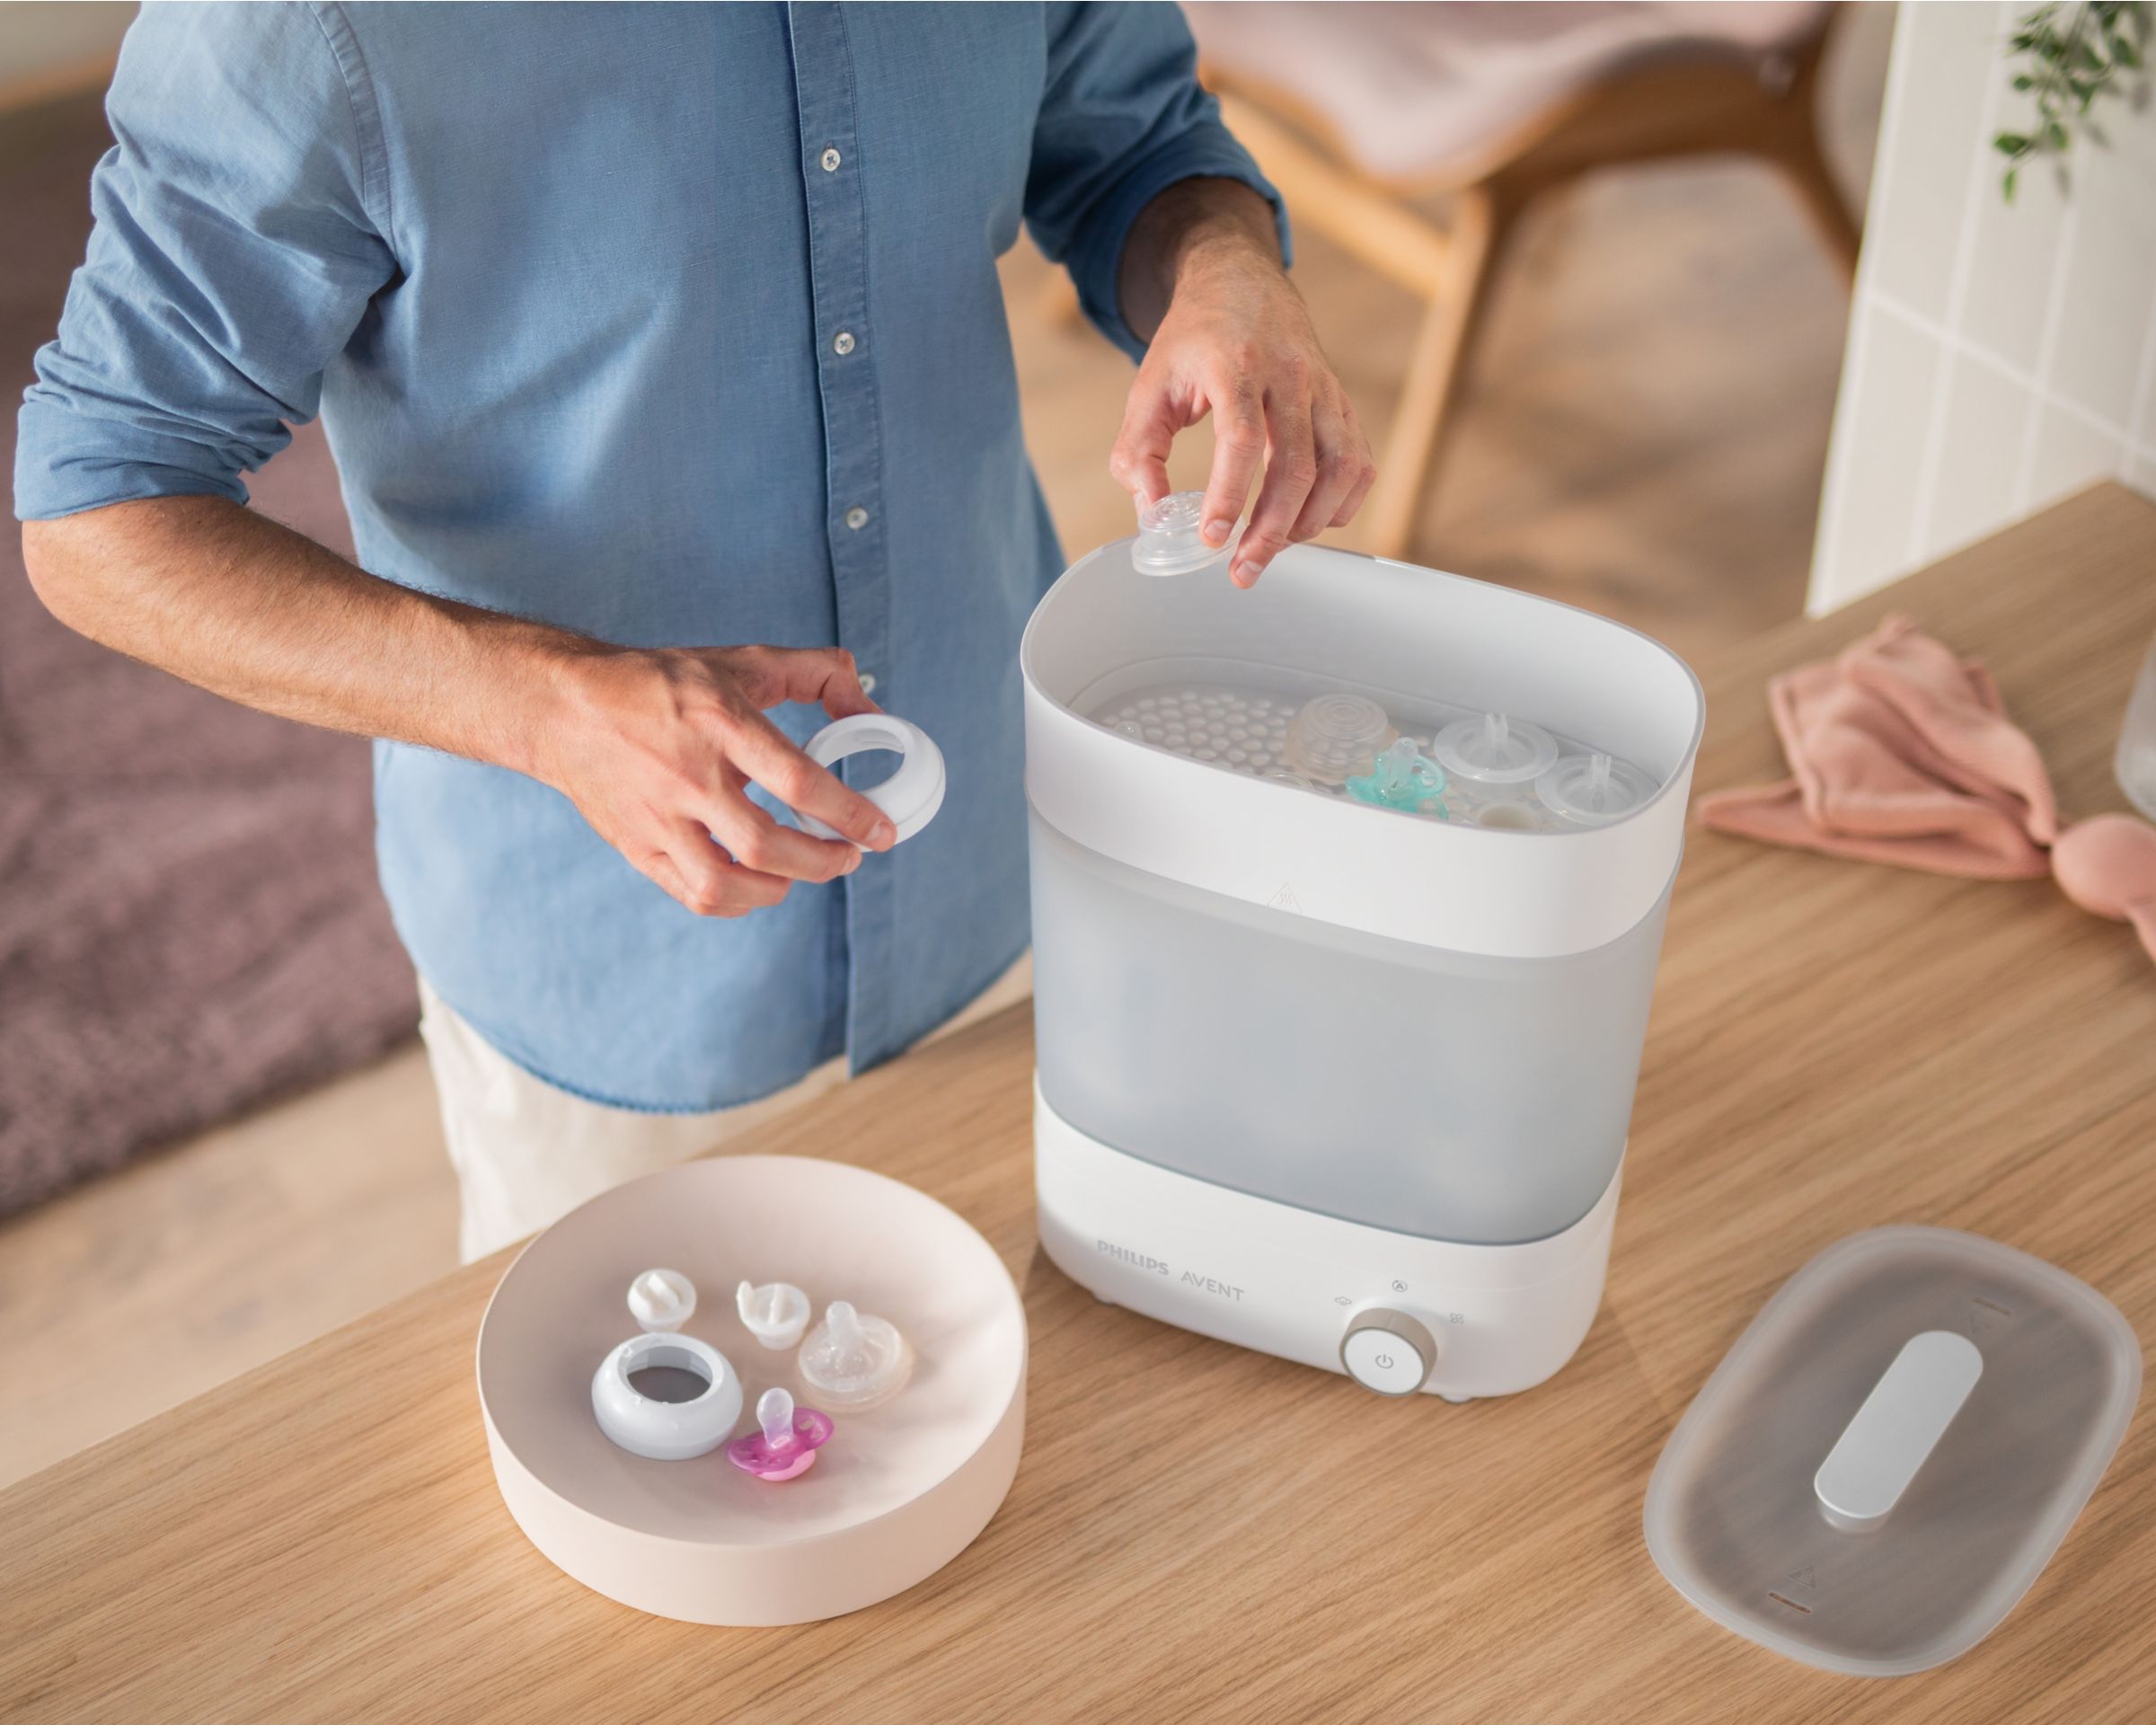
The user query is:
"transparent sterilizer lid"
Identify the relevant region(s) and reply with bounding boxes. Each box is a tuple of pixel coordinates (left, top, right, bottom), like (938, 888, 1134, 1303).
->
(1643, 1226, 2141, 1676)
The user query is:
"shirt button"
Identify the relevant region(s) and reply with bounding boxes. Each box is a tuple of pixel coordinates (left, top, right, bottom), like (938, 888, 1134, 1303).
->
(833, 331, 856, 356)
(844, 506, 870, 531)
(820, 146, 842, 172)
(858, 673, 878, 696)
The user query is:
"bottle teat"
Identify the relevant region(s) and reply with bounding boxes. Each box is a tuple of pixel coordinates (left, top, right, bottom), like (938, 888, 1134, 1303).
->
(1432, 712, 1559, 786)
(1536, 751, 1658, 825)
(1130, 491, 1239, 577)
(736, 1278, 811, 1350)
(797, 1299, 914, 1411)
(626, 1268, 696, 1332)
(724, 1384, 835, 1482)
(1345, 737, 1448, 816)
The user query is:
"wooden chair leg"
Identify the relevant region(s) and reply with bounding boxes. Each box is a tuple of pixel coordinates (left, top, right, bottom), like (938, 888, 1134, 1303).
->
(1357, 186, 1503, 562)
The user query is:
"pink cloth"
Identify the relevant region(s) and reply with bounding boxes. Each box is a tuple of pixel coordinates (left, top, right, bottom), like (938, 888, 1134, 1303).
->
(1700, 615, 2056, 880)
(1699, 615, 2156, 963)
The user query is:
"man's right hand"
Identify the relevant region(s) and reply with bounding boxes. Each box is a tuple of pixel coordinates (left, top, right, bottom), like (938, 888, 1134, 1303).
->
(22, 498, 895, 923)
(537, 643, 897, 918)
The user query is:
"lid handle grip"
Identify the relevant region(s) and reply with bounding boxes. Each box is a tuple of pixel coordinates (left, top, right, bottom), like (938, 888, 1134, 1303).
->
(1814, 1330, 1983, 1531)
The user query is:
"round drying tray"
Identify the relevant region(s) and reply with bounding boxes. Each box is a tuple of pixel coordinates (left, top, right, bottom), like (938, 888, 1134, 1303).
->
(477, 1154, 1027, 1625)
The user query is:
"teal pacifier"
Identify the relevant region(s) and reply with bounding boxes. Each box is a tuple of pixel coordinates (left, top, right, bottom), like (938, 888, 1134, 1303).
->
(1346, 738, 1449, 816)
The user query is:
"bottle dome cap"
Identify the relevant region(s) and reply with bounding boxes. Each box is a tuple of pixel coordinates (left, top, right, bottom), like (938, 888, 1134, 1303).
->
(1131, 491, 1238, 577)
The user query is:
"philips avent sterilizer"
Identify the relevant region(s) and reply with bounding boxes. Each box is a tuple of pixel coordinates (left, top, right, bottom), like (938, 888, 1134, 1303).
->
(1021, 509, 1703, 1399)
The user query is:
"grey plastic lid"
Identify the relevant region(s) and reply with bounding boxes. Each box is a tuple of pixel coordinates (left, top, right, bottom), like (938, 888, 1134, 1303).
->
(1644, 1226, 2140, 1676)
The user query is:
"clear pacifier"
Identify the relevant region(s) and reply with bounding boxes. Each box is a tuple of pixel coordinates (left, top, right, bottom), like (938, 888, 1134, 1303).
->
(736, 1278, 812, 1350)
(725, 1386, 835, 1482)
(1537, 752, 1657, 825)
(1284, 693, 1397, 784)
(1432, 712, 1559, 788)
(1131, 491, 1239, 577)
(1345, 737, 1448, 816)
(797, 1299, 913, 1411)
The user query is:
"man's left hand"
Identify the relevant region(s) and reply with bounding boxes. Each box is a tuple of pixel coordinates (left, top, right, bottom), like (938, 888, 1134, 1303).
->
(1109, 180, 1375, 588)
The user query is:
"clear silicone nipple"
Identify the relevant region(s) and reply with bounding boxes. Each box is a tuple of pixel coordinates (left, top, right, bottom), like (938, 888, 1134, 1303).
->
(1345, 737, 1448, 816)
(797, 1299, 913, 1411)
(1536, 751, 1657, 825)
(1284, 693, 1398, 784)
(1131, 491, 1238, 577)
(725, 1385, 835, 1482)
(736, 1278, 811, 1350)
(627, 1268, 696, 1332)
(1432, 712, 1559, 786)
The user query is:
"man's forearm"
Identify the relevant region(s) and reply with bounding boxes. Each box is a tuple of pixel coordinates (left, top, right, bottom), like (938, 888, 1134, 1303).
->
(1116, 177, 1283, 344)
(22, 496, 577, 781)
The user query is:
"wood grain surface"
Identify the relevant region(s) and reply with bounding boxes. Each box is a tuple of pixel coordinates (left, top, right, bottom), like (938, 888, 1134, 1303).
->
(3, 484, 2152, 1725)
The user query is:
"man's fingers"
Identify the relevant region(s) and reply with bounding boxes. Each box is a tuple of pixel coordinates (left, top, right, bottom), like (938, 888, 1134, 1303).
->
(702, 789, 862, 884)
(1287, 396, 1367, 545)
(645, 839, 793, 919)
(1229, 385, 1317, 588)
(733, 644, 880, 720)
(1109, 367, 1180, 508)
(1198, 379, 1266, 550)
(728, 708, 897, 850)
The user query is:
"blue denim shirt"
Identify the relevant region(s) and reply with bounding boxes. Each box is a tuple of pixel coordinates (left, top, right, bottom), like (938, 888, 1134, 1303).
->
(15, 2, 1284, 1109)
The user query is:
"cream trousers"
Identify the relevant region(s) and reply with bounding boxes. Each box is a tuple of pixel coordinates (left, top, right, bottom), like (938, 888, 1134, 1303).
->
(420, 959, 1030, 1262)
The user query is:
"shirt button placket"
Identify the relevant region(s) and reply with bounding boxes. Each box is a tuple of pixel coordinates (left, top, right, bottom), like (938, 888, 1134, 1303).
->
(790, 2, 892, 1068)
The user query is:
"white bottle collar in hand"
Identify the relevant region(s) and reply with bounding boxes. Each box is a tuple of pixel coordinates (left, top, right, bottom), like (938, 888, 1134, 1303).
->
(795, 714, 946, 845)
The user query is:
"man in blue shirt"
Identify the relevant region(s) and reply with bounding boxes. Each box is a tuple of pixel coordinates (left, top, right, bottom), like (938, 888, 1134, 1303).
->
(18, 3, 1372, 1255)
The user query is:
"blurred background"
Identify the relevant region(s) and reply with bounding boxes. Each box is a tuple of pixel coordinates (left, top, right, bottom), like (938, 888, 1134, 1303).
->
(1, 1, 2150, 1488)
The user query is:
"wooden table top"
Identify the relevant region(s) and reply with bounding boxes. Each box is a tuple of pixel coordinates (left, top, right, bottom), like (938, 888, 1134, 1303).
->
(5, 483, 2153, 1725)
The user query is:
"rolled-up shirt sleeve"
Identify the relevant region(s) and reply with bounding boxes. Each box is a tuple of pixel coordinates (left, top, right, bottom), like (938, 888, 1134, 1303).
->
(14, 2, 396, 522)
(1024, 1, 1289, 363)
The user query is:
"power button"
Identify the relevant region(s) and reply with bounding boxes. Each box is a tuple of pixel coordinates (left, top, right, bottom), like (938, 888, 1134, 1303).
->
(1339, 1309, 1436, 1396)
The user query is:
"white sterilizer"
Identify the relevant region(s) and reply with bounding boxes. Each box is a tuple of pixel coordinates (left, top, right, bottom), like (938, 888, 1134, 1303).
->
(1021, 502, 1704, 1400)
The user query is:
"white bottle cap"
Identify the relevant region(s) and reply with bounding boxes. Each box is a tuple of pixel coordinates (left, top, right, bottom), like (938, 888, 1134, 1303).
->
(627, 1268, 696, 1332)
(736, 1278, 812, 1350)
(796, 713, 946, 845)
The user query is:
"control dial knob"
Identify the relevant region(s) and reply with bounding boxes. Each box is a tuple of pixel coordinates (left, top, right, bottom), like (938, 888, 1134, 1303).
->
(1339, 1308, 1437, 1396)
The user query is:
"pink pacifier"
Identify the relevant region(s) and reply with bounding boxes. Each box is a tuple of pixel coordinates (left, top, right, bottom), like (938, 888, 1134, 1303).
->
(725, 1386, 834, 1482)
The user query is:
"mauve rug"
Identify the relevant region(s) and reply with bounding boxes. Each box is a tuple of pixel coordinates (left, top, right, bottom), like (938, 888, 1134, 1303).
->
(0, 97, 418, 1216)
